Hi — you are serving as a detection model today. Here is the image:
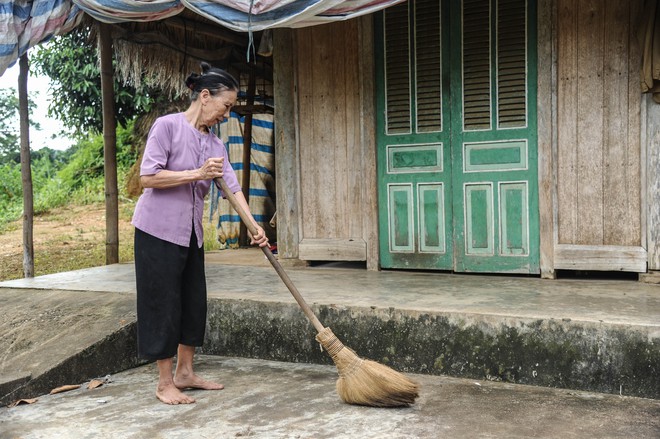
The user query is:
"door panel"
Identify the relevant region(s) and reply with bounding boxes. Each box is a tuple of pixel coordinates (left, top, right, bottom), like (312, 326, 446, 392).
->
(376, 0, 538, 273)
(452, 0, 539, 273)
(377, 0, 453, 270)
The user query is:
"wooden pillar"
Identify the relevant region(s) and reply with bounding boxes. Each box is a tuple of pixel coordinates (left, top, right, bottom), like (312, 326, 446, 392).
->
(273, 28, 301, 260)
(18, 54, 34, 278)
(99, 23, 119, 264)
(537, 0, 556, 278)
(239, 70, 256, 247)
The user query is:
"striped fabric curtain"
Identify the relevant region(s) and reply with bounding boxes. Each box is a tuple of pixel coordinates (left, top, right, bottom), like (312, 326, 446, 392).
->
(210, 112, 276, 248)
(0, 1, 82, 74)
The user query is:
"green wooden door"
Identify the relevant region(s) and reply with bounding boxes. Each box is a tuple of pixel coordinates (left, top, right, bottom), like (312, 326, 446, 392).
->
(376, 0, 539, 273)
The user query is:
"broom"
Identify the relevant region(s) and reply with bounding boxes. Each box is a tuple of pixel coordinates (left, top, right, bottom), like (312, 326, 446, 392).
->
(216, 178, 420, 407)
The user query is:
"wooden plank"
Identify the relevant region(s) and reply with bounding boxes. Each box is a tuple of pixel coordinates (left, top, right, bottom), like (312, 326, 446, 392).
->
(358, 15, 380, 271)
(602, 0, 628, 245)
(554, 244, 647, 272)
(602, 0, 642, 247)
(273, 29, 300, 259)
(298, 24, 346, 239)
(646, 95, 660, 270)
(537, 0, 555, 278)
(299, 238, 367, 261)
(297, 21, 365, 246)
(326, 21, 349, 239)
(556, 0, 578, 244)
(575, 0, 604, 245)
(295, 26, 320, 239)
(627, 0, 643, 248)
(344, 20, 362, 240)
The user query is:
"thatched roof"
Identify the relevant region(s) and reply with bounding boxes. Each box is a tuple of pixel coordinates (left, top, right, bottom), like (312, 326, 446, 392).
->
(88, 10, 273, 99)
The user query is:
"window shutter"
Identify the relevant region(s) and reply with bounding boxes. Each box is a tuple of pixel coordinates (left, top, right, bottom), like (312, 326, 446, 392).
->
(463, 0, 492, 130)
(415, 0, 442, 132)
(384, 4, 412, 134)
(497, 0, 527, 128)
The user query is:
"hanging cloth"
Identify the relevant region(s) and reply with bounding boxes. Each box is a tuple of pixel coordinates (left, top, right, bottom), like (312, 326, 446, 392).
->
(639, 0, 660, 103)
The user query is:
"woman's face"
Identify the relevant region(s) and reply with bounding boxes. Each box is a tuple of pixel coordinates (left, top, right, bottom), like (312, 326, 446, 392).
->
(203, 88, 238, 126)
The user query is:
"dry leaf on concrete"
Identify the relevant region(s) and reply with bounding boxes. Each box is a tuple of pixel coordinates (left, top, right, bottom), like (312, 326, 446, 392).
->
(87, 379, 105, 389)
(8, 398, 38, 408)
(49, 384, 80, 395)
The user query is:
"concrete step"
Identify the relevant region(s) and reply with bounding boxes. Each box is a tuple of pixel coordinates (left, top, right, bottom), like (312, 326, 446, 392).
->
(201, 296, 659, 400)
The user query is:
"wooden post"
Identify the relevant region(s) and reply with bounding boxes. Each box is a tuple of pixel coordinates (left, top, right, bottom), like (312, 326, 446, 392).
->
(18, 54, 34, 278)
(239, 69, 256, 247)
(537, 0, 556, 278)
(273, 29, 301, 261)
(99, 23, 119, 264)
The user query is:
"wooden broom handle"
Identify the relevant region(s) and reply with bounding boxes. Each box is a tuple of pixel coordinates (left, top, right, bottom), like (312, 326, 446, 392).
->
(215, 178, 325, 333)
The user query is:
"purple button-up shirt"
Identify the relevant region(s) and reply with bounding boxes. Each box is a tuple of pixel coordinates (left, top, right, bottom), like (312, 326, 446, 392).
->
(132, 112, 240, 247)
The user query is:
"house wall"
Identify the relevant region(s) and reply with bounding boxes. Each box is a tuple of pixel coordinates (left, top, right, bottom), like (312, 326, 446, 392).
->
(273, 18, 379, 269)
(274, 0, 654, 275)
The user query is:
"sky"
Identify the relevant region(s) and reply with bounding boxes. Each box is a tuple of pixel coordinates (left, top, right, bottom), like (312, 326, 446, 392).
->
(0, 63, 74, 151)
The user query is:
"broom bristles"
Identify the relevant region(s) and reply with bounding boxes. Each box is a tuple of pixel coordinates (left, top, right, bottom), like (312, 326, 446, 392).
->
(316, 327, 420, 407)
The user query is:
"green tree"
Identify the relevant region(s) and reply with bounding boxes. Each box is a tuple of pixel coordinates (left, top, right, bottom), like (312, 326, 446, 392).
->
(0, 87, 41, 163)
(31, 25, 158, 136)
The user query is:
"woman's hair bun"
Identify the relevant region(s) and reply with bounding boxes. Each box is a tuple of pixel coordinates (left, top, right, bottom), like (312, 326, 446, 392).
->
(185, 72, 200, 90)
(185, 61, 239, 94)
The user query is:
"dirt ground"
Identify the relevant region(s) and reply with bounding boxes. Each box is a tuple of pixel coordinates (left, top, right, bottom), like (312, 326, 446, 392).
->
(0, 203, 135, 282)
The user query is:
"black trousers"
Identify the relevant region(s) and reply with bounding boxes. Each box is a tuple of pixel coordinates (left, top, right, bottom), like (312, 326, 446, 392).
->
(134, 228, 207, 360)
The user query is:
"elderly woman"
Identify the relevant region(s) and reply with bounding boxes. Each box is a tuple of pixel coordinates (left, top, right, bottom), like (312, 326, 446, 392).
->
(132, 62, 268, 405)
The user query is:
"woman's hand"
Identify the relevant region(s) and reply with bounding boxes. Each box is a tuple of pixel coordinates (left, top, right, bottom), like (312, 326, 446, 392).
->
(249, 225, 269, 248)
(199, 157, 225, 180)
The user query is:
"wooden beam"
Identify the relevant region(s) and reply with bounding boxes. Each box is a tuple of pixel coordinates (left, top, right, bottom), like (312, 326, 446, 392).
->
(18, 54, 34, 278)
(99, 23, 119, 265)
(110, 25, 235, 67)
(165, 17, 249, 47)
(554, 245, 647, 272)
(299, 238, 367, 261)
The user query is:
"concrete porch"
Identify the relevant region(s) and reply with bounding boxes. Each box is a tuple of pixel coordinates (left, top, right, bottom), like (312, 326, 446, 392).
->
(1, 247, 659, 408)
(0, 249, 660, 438)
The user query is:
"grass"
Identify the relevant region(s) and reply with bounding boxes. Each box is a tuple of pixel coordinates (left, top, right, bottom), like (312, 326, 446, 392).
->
(0, 199, 224, 282)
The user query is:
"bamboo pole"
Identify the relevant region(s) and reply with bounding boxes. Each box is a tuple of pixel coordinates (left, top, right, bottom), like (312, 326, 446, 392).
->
(18, 54, 34, 278)
(99, 22, 119, 264)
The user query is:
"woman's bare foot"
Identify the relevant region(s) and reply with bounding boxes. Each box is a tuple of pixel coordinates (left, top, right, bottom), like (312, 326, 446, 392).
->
(156, 381, 196, 404)
(174, 373, 224, 391)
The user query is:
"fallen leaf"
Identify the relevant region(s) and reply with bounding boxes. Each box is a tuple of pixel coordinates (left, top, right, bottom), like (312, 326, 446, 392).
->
(87, 379, 105, 389)
(50, 384, 80, 395)
(8, 398, 38, 408)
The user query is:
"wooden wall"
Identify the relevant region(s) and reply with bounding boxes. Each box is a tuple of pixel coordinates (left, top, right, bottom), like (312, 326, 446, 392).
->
(553, 0, 646, 272)
(273, 1, 653, 274)
(273, 18, 379, 268)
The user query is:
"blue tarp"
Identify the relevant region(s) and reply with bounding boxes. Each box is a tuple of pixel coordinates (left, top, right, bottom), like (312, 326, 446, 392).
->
(0, 0, 405, 76)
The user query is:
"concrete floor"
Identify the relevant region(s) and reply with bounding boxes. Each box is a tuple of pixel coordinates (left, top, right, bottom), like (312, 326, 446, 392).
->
(1, 248, 660, 438)
(1, 355, 659, 439)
